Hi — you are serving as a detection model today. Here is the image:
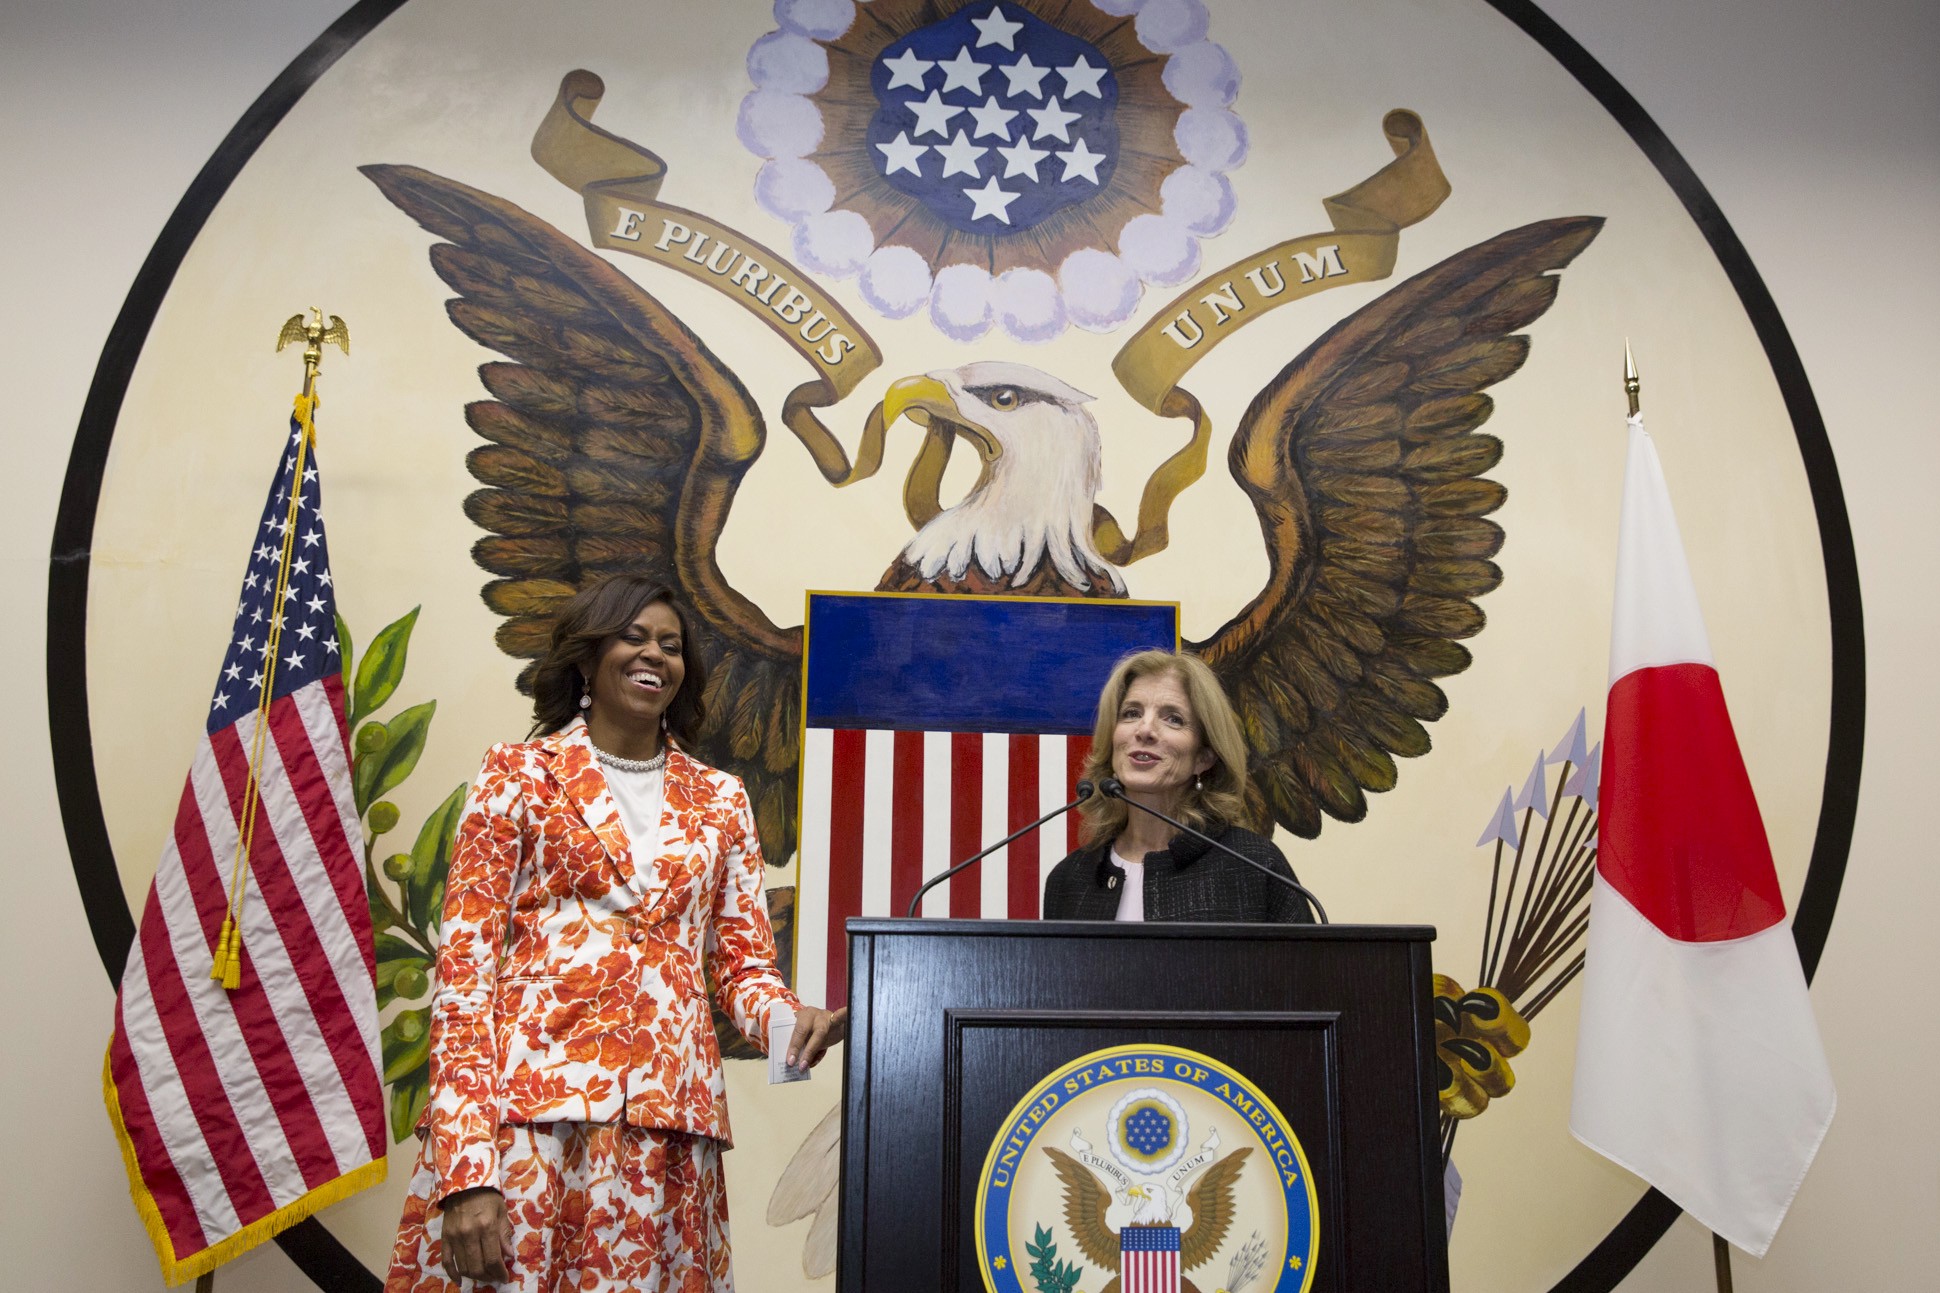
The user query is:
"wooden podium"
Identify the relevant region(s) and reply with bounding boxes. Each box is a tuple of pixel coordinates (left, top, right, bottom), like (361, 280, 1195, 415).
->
(835, 918, 1447, 1292)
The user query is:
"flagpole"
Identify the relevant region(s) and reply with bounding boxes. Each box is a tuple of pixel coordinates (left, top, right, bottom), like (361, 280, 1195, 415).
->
(209, 308, 349, 990)
(1627, 340, 1736, 1293)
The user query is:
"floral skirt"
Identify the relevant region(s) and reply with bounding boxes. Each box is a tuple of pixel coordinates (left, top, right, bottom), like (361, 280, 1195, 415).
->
(386, 1122, 732, 1293)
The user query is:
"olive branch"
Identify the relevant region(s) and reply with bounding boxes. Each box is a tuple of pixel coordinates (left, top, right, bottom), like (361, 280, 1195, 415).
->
(336, 606, 465, 1141)
(1024, 1224, 1082, 1293)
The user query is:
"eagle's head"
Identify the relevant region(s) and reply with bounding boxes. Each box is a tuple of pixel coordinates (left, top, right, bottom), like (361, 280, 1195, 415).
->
(881, 360, 1124, 595)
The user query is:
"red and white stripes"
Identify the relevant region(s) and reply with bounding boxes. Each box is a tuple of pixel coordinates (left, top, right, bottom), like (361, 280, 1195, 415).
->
(106, 675, 385, 1282)
(795, 729, 1091, 1008)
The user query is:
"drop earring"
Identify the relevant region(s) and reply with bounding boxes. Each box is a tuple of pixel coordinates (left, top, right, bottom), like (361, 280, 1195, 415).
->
(579, 674, 592, 709)
(1195, 773, 1203, 791)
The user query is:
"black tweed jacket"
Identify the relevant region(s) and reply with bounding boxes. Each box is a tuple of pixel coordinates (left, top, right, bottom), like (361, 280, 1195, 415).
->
(1040, 822, 1315, 924)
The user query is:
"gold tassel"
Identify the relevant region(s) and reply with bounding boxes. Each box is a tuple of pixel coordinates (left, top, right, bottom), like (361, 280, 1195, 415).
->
(209, 915, 234, 983)
(222, 923, 243, 991)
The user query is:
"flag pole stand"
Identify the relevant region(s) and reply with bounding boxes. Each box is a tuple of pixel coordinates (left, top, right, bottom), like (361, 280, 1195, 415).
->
(196, 1272, 215, 1293)
(1633, 341, 1731, 1293)
(1712, 1232, 1735, 1292)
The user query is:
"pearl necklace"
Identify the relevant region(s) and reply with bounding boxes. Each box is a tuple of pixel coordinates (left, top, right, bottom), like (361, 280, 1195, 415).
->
(591, 742, 667, 774)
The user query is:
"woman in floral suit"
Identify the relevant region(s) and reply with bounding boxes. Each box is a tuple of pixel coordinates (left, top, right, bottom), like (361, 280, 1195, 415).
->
(387, 576, 845, 1292)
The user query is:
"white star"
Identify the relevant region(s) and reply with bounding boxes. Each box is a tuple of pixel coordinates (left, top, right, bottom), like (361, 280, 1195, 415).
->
(270, 516, 289, 536)
(302, 465, 318, 484)
(970, 5, 1024, 50)
(224, 663, 242, 682)
(966, 95, 1017, 140)
(934, 130, 987, 178)
(284, 585, 299, 602)
(247, 669, 264, 690)
(275, 488, 287, 506)
(318, 571, 333, 587)
(1028, 97, 1082, 143)
(256, 640, 272, 657)
(284, 650, 305, 670)
(906, 90, 965, 139)
(1058, 55, 1107, 99)
(254, 545, 273, 563)
(237, 635, 255, 654)
(306, 594, 327, 614)
(296, 621, 318, 641)
(1057, 137, 1107, 183)
(244, 571, 259, 590)
(881, 47, 933, 91)
(937, 46, 991, 94)
(324, 636, 340, 655)
(301, 529, 320, 548)
(996, 136, 1051, 179)
(285, 455, 296, 472)
(293, 557, 310, 575)
(876, 130, 929, 176)
(213, 693, 229, 710)
(250, 607, 264, 624)
(963, 176, 1021, 223)
(999, 53, 1052, 100)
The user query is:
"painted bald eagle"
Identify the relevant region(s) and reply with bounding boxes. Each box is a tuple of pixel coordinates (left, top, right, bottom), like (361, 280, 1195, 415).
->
(878, 361, 1123, 597)
(363, 163, 1599, 875)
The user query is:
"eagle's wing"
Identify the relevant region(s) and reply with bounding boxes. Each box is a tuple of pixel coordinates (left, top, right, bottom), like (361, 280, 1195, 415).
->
(1178, 1146, 1251, 1270)
(362, 163, 803, 866)
(767, 1103, 841, 1278)
(275, 312, 307, 352)
(1043, 1146, 1120, 1272)
(1194, 217, 1602, 838)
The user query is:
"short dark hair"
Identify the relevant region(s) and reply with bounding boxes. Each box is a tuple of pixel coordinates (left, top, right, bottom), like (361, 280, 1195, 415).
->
(527, 576, 709, 743)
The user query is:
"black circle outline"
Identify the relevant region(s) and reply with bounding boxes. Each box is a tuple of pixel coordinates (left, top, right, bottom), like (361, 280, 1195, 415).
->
(46, 2, 1863, 1289)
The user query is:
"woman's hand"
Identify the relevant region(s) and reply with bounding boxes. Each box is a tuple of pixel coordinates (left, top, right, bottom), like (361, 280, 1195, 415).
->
(439, 1185, 514, 1283)
(786, 1005, 850, 1070)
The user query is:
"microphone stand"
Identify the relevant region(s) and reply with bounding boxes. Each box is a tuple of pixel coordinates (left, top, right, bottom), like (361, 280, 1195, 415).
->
(1101, 778, 1330, 924)
(905, 781, 1094, 918)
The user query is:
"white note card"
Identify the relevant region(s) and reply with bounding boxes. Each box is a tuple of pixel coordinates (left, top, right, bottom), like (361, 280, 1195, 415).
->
(768, 1006, 811, 1085)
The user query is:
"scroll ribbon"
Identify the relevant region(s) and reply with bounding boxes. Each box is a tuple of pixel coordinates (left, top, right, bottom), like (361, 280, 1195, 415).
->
(1097, 109, 1451, 564)
(531, 70, 892, 486)
(534, 72, 1450, 556)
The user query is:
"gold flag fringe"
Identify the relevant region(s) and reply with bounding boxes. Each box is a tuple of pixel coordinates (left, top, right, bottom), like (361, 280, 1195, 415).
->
(103, 1048, 388, 1286)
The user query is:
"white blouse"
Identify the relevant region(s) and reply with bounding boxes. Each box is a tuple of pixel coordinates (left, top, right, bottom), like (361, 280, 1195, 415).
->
(1111, 849, 1145, 922)
(602, 764, 666, 893)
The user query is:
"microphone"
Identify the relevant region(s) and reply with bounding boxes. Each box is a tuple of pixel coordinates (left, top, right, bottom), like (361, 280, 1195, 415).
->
(905, 780, 1095, 918)
(1099, 777, 1330, 924)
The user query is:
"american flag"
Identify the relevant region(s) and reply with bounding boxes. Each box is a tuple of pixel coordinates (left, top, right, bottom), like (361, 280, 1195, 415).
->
(1120, 1224, 1183, 1293)
(103, 401, 386, 1284)
(792, 594, 1176, 1009)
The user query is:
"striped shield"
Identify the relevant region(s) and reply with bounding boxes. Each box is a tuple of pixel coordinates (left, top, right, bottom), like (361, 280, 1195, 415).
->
(1120, 1224, 1183, 1293)
(792, 593, 1177, 1008)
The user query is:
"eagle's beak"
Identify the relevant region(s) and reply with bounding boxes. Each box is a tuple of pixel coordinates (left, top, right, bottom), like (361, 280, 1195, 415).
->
(881, 373, 1000, 461)
(881, 374, 957, 431)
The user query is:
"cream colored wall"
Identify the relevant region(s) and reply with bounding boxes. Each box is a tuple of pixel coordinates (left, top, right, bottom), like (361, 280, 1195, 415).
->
(1, 1, 1930, 1290)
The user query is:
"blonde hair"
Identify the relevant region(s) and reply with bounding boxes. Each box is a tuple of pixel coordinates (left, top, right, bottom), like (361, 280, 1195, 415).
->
(1077, 649, 1250, 846)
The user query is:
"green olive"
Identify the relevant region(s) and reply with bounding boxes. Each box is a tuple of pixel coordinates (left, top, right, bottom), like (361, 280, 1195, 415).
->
(355, 722, 390, 754)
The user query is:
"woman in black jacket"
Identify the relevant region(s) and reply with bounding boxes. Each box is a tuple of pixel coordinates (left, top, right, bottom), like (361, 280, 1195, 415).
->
(1042, 649, 1314, 924)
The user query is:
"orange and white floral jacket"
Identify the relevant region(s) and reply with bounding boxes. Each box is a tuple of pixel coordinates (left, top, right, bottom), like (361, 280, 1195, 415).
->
(424, 717, 797, 1200)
